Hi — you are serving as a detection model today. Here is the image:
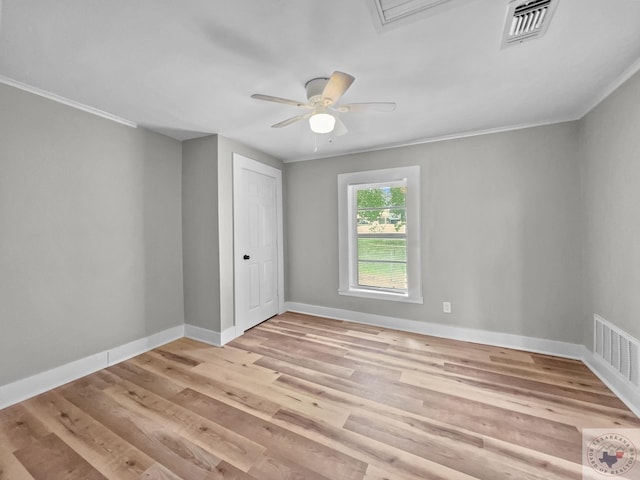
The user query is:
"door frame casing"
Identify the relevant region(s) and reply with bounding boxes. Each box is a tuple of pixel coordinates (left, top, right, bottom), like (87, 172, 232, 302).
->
(232, 153, 285, 335)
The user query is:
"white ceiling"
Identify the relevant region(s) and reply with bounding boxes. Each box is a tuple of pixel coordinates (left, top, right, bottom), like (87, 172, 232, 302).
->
(1, 0, 640, 162)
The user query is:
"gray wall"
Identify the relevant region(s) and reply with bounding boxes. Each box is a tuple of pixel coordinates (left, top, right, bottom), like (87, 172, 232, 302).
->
(0, 83, 184, 386)
(285, 123, 584, 343)
(580, 70, 640, 345)
(182, 135, 283, 333)
(182, 135, 220, 331)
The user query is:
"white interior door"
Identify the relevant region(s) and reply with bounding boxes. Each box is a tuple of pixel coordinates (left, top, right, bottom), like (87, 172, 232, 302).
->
(233, 154, 283, 333)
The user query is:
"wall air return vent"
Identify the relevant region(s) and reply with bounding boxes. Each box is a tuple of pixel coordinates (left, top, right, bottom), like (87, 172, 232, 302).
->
(368, 0, 473, 32)
(594, 314, 640, 389)
(502, 0, 559, 48)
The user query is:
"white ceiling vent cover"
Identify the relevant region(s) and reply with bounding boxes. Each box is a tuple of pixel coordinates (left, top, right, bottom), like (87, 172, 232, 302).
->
(368, 0, 473, 32)
(502, 0, 559, 48)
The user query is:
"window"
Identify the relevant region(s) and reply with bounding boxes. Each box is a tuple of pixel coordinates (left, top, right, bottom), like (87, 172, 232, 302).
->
(338, 166, 422, 303)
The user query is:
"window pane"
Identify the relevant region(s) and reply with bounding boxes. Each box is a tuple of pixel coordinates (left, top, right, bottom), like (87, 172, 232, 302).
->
(387, 186, 406, 207)
(356, 186, 406, 208)
(358, 238, 406, 262)
(357, 187, 386, 210)
(358, 262, 407, 290)
(356, 186, 406, 235)
(357, 215, 406, 234)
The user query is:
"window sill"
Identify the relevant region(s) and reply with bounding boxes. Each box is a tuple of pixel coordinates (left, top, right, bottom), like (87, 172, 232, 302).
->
(338, 288, 423, 304)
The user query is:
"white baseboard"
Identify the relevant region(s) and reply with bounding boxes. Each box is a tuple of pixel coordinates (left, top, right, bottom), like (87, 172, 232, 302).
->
(0, 324, 184, 411)
(220, 325, 240, 345)
(285, 302, 640, 416)
(108, 325, 185, 365)
(285, 302, 584, 359)
(185, 324, 238, 347)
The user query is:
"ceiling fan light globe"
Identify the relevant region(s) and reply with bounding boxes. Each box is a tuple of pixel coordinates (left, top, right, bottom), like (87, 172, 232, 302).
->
(309, 113, 335, 134)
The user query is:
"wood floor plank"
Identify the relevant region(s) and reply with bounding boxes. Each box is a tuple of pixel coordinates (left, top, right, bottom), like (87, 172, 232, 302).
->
(363, 464, 421, 480)
(443, 362, 626, 408)
(132, 349, 351, 427)
(129, 353, 283, 418)
(164, 340, 263, 366)
(152, 348, 203, 368)
(481, 437, 582, 479)
(60, 383, 220, 480)
(271, 313, 385, 335)
(262, 320, 391, 350)
(106, 361, 185, 399)
(271, 406, 480, 480)
(172, 388, 368, 480)
(139, 463, 183, 480)
(389, 339, 534, 365)
(102, 379, 265, 471)
(241, 330, 353, 359)
(13, 432, 107, 480)
(0, 404, 50, 452)
(252, 341, 402, 381)
(1, 313, 638, 479)
(202, 461, 260, 480)
(0, 448, 35, 480)
(247, 451, 333, 480)
(221, 341, 357, 379)
(348, 370, 582, 449)
(531, 355, 590, 370)
(189, 357, 280, 386)
(343, 413, 569, 480)
(276, 371, 578, 472)
(23, 391, 154, 479)
(446, 357, 610, 390)
(0, 406, 48, 480)
(489, 355, 593, 376)
(399, 368, 640, 429)
(254, 359, 424, 412)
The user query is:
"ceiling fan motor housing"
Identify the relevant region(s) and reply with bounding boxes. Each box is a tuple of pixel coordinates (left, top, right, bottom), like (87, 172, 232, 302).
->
(305, 77, 330, 102)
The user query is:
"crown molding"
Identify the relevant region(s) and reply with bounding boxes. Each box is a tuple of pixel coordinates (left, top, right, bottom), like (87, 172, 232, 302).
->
(0, 75, 137, 128)
(287, 116, 578, 163)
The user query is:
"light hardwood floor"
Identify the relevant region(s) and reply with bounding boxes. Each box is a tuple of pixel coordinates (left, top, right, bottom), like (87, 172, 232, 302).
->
(1, 312, 639, 479)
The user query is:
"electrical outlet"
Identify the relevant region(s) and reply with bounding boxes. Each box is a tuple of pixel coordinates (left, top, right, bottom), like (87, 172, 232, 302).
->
(443, 301, 452, 313)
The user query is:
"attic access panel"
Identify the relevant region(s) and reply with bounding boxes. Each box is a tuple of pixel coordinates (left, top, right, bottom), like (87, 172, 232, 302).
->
(368, 0, 474, 32)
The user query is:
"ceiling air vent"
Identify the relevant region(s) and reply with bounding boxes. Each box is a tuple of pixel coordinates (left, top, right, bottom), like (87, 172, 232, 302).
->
(368, 0, 473, 32)
(502, 0, 559, 47)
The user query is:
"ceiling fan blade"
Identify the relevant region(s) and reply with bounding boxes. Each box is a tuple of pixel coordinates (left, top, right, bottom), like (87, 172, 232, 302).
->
(271, 113, 311, 128)
(332, 116, 348, 137)
(337, 102, 396, 113)
(322, 71, 355, 105)
(251, 94, 310, 108)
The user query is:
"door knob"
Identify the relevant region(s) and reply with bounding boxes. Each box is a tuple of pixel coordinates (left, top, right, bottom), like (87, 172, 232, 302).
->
(243, 255, 250, 260)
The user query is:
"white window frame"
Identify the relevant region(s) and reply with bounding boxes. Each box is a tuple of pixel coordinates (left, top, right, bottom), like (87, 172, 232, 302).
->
(338, 166, 422, 304)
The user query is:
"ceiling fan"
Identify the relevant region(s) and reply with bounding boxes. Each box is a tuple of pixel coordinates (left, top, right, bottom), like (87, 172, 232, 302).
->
(251, 71, 396, 136)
